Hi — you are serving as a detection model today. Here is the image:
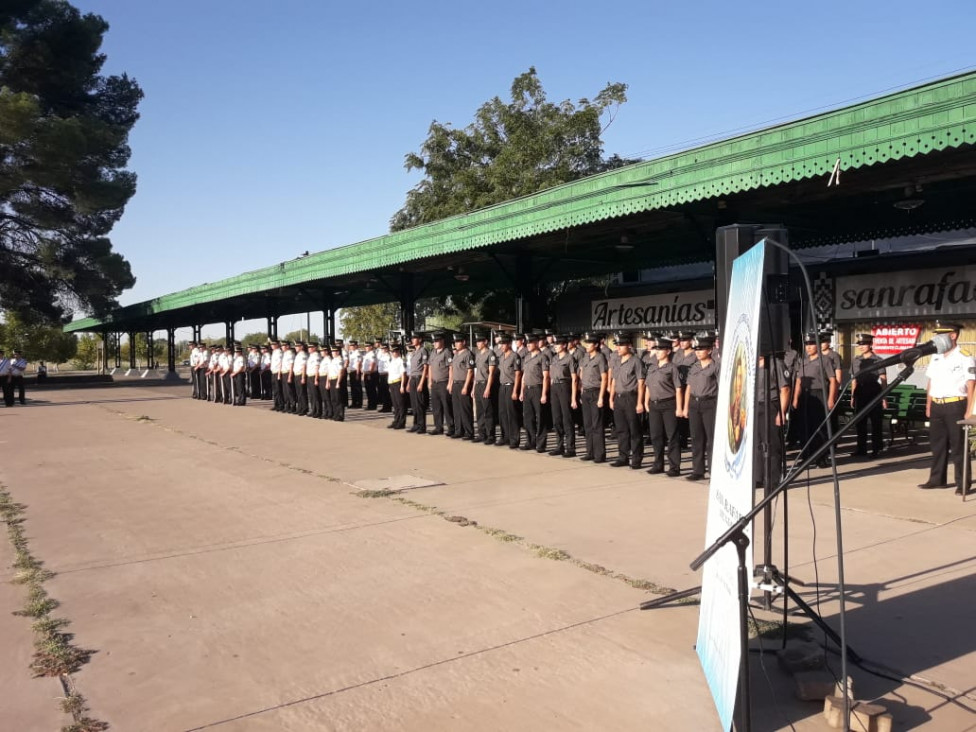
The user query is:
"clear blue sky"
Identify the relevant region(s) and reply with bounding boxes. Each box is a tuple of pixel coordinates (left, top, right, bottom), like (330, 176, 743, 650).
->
(74, 0, 976, 337)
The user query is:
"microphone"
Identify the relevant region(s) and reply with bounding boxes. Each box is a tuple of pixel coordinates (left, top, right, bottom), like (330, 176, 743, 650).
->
(859, 333, 953, 374)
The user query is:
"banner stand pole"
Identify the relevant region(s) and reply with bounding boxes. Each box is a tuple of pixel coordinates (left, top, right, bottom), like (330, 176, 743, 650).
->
(732, 527, 753, 732)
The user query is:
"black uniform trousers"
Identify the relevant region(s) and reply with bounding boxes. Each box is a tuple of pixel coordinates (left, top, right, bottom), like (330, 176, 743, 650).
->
(797, 389, 827, 460)
(928, 400, 970, 488)
(613, 391, 643, 466)
(451, 380, 474, 438)
(2, 377, 13, 406)
(320, 382, 332, 419)
(233, 372, 247, 405)
(208, 372, 219, 403)
(284, 378, 296, 413)
(409, 376, 427, 430)
(688, 395, 717, 476)
(220, 373, 232, 404)
(330, 379, 345, 421)
(475, 381, 497, 442)
(431, 380, 453, 434)
(191, 369, 199, 399)
(378, 374, 391, 412)
(522, 384, 548, 451)
(261, 370, 272, 400)
(12, 375, 24, 404)
(549, 381, 575, 454)
(308, 377, 321, 417)
(499, 383, 519, 447)
(754, 401, 784, 488)
(249, 370, 261, 398)
(390, 381, 406, 428)
(364, 373, 378, 409)
(295, 379, 309, 416)
(648, 397, 680, 471)
(581, 388, 606, 461)
(272, 373, 283, 410)
(349, 371, 363, 407)
(853, 383, 883, 454)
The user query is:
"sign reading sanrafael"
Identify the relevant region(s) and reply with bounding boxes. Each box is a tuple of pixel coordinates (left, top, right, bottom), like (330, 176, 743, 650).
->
(591, 290, 715, 330)
(696, 241, 763, 732)
(871, 325, 921, 356)
(835, 266, 976, 320)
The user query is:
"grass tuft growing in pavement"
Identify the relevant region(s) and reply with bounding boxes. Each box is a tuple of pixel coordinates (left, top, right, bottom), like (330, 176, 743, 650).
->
(1, 483, 107, 729)
(358, 489, 395, 498)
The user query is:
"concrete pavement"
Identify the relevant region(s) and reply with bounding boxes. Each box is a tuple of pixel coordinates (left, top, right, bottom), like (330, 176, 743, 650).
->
(1, 381, 973, 730)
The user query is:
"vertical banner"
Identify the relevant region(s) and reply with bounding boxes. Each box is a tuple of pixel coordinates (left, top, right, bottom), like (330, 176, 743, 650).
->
(696, 241, 765, 730)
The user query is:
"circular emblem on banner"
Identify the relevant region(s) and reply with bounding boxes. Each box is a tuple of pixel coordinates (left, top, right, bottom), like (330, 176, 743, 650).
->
(724, 314, 754, 477)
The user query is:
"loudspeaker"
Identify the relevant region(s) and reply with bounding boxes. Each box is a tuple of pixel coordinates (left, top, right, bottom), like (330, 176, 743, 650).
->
(715, 224, 790, 354)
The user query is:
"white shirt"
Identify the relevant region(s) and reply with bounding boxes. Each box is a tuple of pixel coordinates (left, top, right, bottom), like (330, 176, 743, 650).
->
(0, 357, 10, 376)
(218, 353, 231, 372)
(247, 351, 259, 368)
(198, 348, 210, 366)
(927, 347, 976, 399)
(281, 350, 295, 375)
(261, 352, 271, 370)
(11, 357, 26, 376)
(362, 350, 375, 373)
(387, 356, 405, 383)
(306, 352, 320, 377)
(232, 354, 245, 374)
(377, 350, 391, 375)
(347, 349, 362, 371)
(190, 347, 201, 368)
(318, 355, 331, 377)
(293, 351, 307, 377)
(208, 353, 219, 369)
(270, 348, 282, 374)
(327, 356, 344, 379)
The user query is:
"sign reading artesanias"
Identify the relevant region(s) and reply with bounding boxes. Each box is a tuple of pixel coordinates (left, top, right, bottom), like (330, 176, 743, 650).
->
(591, 290, 715, 330)
(696, 242, 763, 732)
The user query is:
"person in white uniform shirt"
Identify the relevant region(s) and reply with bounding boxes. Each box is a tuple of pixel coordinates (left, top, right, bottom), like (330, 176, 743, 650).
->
(217, 345, 232, 405)
(362, 342, 377, 410)
(281, 342, 296, 413)
(376, 341, 392, 412)
(386, 343, 407, 429)
(318, 346, 333, 420)
(347, 340, 363, 408)
(327, 343, 346, 421)
(260, 345, 272, 400)
(231, 344, 247, 406)
(292, 342, 308, 416)
(0, 349, 13, 407)
(206, 346, 221, 402)
(197, 343, 211, 400)
(270, 341, 283, 411)
(189, 342, 201, 399)
(920, 322, 975, 495)
(305, 343, 322, 418)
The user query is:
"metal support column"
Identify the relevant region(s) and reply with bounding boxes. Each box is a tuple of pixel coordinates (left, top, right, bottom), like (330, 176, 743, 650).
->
(323, 297, 336, 342)
(114, 332, 122, 369)
(267, 315, 278, 340)
(399, 271, 416, 335)
(225, 321, 235, 347)
(127, 333, 137, 371)
(146, 331, 155, 369)
(192, 325, 202, 343)
(166, 328, 176, 373)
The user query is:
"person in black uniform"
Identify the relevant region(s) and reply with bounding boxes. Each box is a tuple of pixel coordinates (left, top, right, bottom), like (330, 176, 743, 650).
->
(545, 335, 577, 457)
(643, 336, 683, 476)
(793, 332, 837, 468)
(473, 332, 499, 444)
(496, 334, 522, 448)
(520, 334, 549, 452)
(449, 333, 475, 440)
(681, 335, 719, 480)
(428, 332, 454, 436)
(578, 332, 608, 463)
(819, 331, 843, 434)
(755, 352, 791, 488)
(406, 332, 429, 433)
(851, 333, 886, 457)
(608, 332, 645, 469)
(673, 331, 697, 449)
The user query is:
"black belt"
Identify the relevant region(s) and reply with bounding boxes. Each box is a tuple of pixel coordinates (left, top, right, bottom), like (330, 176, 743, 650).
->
(502, 382, 514, 386)
(650, 396, 676, 403)
(614, 391, 636, 397)
(692, 395, 716, 402)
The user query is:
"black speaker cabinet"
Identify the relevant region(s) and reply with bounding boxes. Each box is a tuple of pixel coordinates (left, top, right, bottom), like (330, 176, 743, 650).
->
(715, 224, 790, 354)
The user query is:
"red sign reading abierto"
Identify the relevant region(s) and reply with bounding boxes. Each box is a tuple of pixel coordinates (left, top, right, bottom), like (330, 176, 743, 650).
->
(871, 325, 921, 356)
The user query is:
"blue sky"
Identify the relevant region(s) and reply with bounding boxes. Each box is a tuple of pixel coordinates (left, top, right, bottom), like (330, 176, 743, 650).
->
(74, 0, 976, 337)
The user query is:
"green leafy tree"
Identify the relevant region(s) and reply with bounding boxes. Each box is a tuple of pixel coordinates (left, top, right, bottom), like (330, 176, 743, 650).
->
(281, 329, 321, 344)
(339, 303, 398, 344)
(239, 331, 269, 347)
(119, 332, 162, 366)
(0, 0, 142, 324)
(391, 67, 632, 231)
(72, 332, 99, 369)
(391, 68, 634, 327)
(0, 309, 77, 362)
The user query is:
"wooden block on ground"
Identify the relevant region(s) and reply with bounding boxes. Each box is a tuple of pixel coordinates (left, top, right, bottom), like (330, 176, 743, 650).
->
(794, 669, 837, 701)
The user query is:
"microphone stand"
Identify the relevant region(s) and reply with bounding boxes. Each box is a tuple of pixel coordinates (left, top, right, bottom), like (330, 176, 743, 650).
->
(682, 361, 917, 731)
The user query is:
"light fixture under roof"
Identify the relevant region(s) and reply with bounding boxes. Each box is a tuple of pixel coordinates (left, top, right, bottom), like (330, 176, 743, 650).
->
(615, 232, 635, 253)
(893, 198, 924, 211)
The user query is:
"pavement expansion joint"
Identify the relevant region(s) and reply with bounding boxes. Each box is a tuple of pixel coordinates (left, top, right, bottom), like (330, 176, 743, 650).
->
(0, 482, 105, 730)
(352, 474, 444, 494)
(357, 489, 683, 599)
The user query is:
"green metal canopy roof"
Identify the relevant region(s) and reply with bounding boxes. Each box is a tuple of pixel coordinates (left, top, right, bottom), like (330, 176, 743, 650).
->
(65, 71, 976, 333)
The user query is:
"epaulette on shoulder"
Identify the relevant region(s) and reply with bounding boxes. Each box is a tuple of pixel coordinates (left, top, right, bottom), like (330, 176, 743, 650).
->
(959, 349, 971, 357)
